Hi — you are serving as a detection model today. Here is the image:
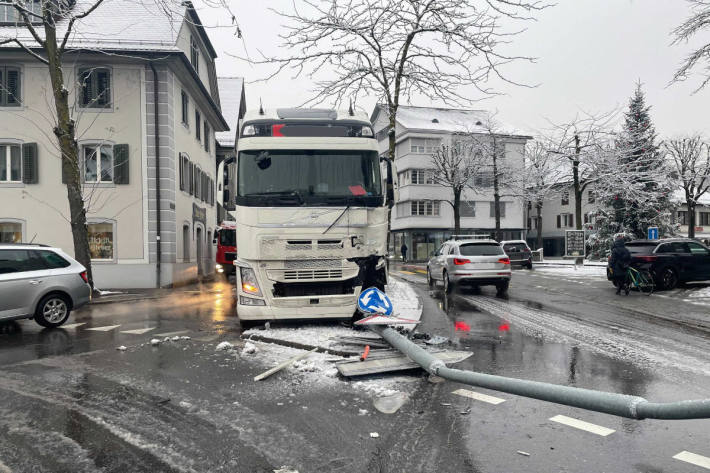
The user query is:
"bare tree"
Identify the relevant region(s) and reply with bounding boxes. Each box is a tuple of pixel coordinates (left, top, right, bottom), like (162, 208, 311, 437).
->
(665, 137, 710, 238)
(672, 0, 710, 92)
(429, 140, 483, 235)
(0, 0, 234, 288)
(521, 140, 563, 251)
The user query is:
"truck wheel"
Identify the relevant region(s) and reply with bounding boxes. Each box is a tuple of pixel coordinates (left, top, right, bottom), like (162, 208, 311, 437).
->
(34, 294, 71, 328)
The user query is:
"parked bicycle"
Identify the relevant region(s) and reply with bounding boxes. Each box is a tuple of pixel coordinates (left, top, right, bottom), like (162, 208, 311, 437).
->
(625, 266, 655, 296)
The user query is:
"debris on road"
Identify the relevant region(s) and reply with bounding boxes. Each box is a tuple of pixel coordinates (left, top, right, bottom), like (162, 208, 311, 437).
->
(273, 467, 298, 473)
(360, 345, 371, 361)
(254, 347, 318, 381)
(242, 342, 257, 354)
(215, 341, 233, 351)
(171, 336, 180, 341)
(150, 338, 161, 346)
(373, 392, 408, 414)
(337, 350, 472, 377)
(517, 451, 531, 457)
(425, 335, 449, 345)
(116, 345, 127, 351)
(369, 432, 380, 438)
(358, 408, 369, 416)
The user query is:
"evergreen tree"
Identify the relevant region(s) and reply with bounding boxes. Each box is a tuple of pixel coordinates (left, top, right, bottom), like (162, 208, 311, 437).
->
(598, 83, 674, 241)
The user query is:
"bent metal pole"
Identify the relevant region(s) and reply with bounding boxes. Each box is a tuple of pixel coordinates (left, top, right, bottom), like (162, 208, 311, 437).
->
(370, 325, 710, 420)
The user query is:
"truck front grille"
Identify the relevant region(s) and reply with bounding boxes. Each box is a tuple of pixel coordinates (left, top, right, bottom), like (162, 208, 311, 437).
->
(272, 279, 356, 297)
(283, 269, 344, 280)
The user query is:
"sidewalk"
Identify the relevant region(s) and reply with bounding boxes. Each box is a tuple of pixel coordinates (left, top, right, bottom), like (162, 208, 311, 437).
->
(90, 279, 230, 305)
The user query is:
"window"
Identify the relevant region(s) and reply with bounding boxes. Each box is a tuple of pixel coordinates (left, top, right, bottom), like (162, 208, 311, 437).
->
(473, 170, 493, 188)
(87, 222, 114, 260)
(410, 169, 435, 185)
(677, 211, 688, 226)
(460, 243, 505, 256)
(687, 242, 710, 255)
(0, 1, 41, 25)
(36, 250, 71, 269)
(0, 221, 22, 243)
(410, 200, 440, 216)
(700, 212, 710, 226)
(78, 67, 111, 108)
(190, 36, 200, 73)
(195, 110, 201, 141)
(183, 224, 190, 261)
(489, 201, 506, 218)
(195, 167, 201, 200)
(410, 138, 440, 154)
(83, 144, 113, 183)
(189, 162, 195, 195)
(557, 213, 574, 228)
(204, 122, 210, 152)
(460, 201, 476, 218)
(588, 189, 595, 203)
(181, 91, 189, 126)
(0, 66, 21, 106)
(179, 153, 190, 192)
(561, 190, 569, 206)
(0, 144, 21, 182)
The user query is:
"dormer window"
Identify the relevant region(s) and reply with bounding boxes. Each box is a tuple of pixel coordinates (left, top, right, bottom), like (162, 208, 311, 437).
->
(190, 36, 200, 73)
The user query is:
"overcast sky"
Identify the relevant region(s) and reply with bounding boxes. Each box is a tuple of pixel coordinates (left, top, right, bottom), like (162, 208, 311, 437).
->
(198, 0, 707, 138)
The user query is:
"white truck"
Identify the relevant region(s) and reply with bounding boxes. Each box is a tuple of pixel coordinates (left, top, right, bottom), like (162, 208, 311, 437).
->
(233, 108, 393, 322)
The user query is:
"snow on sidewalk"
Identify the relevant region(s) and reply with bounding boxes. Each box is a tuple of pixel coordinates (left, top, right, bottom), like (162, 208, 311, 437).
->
(533, 265, 607, 280)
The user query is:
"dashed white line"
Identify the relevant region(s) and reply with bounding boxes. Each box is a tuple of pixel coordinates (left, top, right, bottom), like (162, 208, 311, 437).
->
(120, 327, 156, 335)
(60, 323, 86, 330)
(673, 451, 710, 470)
(452, 388, 506, 405)
(85, 324, 121, 332)
(549, 414, 615, 436)
(154, 330, 190, 337)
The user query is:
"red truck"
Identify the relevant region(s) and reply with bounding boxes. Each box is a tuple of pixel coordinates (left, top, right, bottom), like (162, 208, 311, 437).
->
(214, 221, 236, 276)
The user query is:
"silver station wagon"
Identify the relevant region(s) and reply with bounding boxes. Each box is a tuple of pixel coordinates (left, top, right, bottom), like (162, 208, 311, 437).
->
(0, 244, 91, 327)
(427, 239, 512, 294)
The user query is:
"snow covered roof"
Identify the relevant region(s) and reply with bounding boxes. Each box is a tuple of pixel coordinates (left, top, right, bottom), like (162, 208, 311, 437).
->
(371, 104, 531, 139)
(215, 77, 245, 148)
(0, 0, 211, 53)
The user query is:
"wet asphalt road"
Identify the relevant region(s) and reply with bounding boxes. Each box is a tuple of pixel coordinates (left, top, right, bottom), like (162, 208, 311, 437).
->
(1, 271, 710, 472)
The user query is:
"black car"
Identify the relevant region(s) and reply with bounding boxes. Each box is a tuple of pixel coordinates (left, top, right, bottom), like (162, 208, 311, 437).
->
(606, 238, 710, 289)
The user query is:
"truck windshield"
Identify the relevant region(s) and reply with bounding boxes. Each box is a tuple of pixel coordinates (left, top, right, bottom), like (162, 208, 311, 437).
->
(236, 150, 382, 207)
(219, 229, 235, 247)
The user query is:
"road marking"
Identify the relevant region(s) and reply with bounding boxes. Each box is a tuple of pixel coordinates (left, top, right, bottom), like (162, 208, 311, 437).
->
(398, 270, 416, 275)
(60, 323, 86, 330)
(414, 269, 427, 274)
(120, 327, 156, 335)
(452, 388, 506, 405)
(673, 451, 710, 470)
(549, 415, 615, 436)
(154, 330, 190, 337)
(85, 324, 121, 332)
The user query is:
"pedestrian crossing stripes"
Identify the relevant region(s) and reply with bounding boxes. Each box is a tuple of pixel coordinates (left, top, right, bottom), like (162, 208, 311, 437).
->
(673, 451, 710, 470)
(452, 388, 506, 405)
(549, 414, 615, 436)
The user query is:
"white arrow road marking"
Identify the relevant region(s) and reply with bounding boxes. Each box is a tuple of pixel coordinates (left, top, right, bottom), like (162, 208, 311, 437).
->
(549, 415, 615, 436)
(120, 327, 156, 335)
(154, 330, 190, 337)
(60, 323, 86, 330)
(452, 389, 506, 405)
(673, 451, 710, 470)
(85, 324, 121, 332)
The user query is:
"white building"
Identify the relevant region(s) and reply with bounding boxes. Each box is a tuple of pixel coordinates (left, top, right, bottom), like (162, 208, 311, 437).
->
(215, 77, 246, 224)
(370, 105, 531, 261)
(0, 1, 231, 288)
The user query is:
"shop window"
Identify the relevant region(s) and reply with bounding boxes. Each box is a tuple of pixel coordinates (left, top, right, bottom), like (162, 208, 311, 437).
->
(87, 221, 114, 260)
(0, 221, 22, 243)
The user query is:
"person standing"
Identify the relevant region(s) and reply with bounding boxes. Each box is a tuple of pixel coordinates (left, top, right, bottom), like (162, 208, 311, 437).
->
(401, 242, 408, 262)
(609, 235, 631, 295)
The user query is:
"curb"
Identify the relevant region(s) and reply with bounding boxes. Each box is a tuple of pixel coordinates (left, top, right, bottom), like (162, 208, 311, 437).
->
(242, 333, 360, 357)
(90, 295, 162, 305)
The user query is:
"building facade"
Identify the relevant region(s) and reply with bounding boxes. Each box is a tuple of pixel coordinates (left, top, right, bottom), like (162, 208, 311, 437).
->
(0, 1, 229, 288)
(371, 105, 531, 261)
(215, 77, 246, 224)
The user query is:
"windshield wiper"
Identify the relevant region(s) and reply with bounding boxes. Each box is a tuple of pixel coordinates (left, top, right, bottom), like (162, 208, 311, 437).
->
(246, 190, 305, 205)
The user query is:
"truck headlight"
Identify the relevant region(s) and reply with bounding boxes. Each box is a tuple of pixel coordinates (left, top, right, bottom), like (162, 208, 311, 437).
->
(240, 267, 262, 296)
(240, 296, 266, 306)
(216, 263, 223, 273)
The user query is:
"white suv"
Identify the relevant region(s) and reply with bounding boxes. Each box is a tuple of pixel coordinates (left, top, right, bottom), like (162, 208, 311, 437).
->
(427, 239, 512, 294)
(0, 244, 91, 327)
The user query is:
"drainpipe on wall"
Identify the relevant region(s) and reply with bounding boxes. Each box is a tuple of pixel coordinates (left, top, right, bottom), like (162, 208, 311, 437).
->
(150, 62, 162, 288)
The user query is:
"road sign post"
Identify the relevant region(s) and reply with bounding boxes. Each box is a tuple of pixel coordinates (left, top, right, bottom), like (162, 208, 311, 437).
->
(647, 226, 659, 240)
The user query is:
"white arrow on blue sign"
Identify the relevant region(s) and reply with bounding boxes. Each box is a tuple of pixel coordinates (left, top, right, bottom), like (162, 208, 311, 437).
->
(357, 287, 393, 316)
(647, 227, 659, 240)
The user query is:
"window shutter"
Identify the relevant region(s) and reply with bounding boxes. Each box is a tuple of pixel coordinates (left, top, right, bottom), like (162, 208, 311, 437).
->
(179, 153, 184, 191)
(22, 143, 38, 184)
(189, 163, 194, 195)
(113, 144, 129, 184)
(79, 69, 91, 106)
(556, 215, 561, 228)
(6, 68, 20, 105)
(98, 69, 110, 106)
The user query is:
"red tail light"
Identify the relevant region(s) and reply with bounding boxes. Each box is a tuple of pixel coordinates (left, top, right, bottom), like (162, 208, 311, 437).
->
(272, 124, 285, 137)
(636, 255, 657, 262)
(79, 271, 88, 283)
(453, 258, 471, 265)
(498, 257, 511, 265)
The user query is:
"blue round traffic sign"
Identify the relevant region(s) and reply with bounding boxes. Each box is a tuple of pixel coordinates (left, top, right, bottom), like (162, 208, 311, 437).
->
(357, 287, 393, 315)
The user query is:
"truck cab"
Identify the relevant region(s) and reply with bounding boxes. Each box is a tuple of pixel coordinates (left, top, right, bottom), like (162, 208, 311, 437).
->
(214, 221, 237, 276)
(234, 108, 391, 322)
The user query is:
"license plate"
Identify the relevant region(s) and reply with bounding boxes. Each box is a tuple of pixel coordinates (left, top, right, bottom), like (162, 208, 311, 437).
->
(473, 263, 497, 269)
